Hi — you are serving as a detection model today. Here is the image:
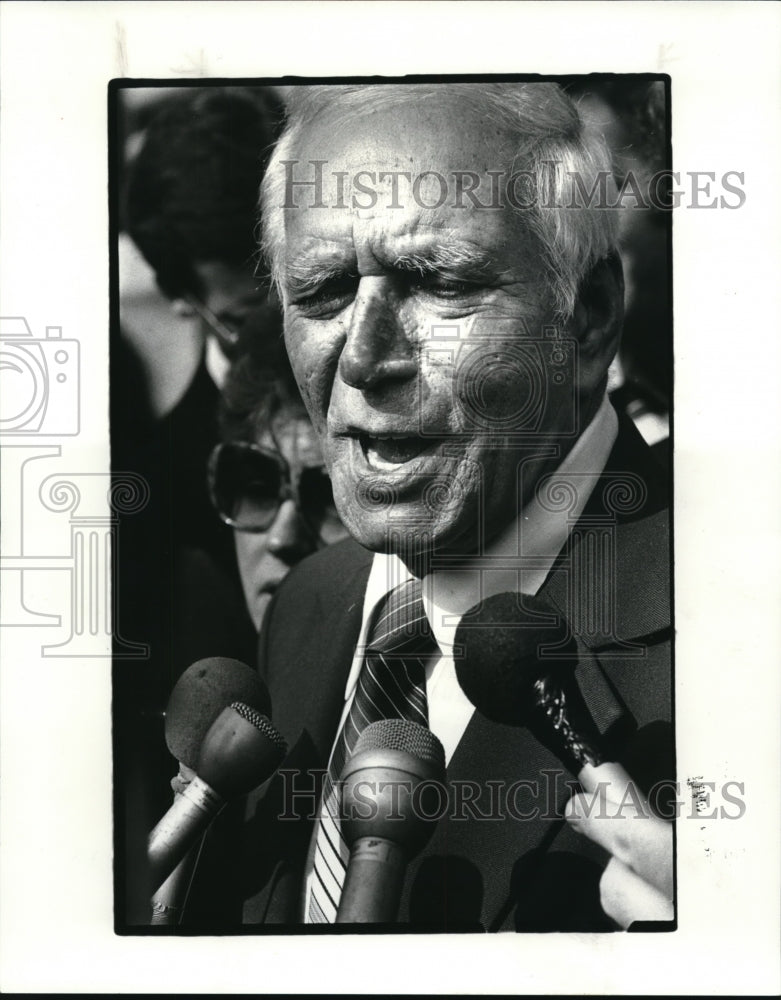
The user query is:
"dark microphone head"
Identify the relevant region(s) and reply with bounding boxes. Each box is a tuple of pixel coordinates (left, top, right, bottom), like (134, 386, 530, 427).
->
(165, 657, 270, 768)
(340, 719, 446, 854)
(454, 592, 576, 726)
(454, 592, 607, 770)
(197, 702, 287, 799)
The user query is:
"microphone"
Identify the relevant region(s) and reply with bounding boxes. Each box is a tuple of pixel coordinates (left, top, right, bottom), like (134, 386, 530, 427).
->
(165, 656, 271, 769)
(455, 593, 674, 930)
(336, 719, 446, 924)
(149, 701, 287, 891)
(454, 592, 632, 796)
(150, 656, 276, 922)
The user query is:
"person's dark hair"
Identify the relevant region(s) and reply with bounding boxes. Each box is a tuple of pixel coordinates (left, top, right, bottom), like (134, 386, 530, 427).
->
(219, 304, 304, 446)
(124, 86, 284, 301)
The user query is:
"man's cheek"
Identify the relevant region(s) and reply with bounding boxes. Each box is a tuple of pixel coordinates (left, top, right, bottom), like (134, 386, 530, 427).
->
(452, 344, 558, 441)
(331, 466, 356, 511)
(284, 320, 340, 426)
(417, 364, 463, 434)
(330, 463, 372, 536)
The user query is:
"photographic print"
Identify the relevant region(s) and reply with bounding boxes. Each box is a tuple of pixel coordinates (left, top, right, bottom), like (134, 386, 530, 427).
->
(1, 3, 779, 995)
(111, 75, 676, 935)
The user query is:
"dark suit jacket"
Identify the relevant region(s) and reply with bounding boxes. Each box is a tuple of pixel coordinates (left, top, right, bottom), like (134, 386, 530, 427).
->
(239, 416, 672, 932)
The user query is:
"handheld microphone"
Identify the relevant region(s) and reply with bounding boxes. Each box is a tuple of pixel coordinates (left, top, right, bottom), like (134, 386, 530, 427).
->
(454, 592, 632, 796)
(336, 719, 446, 924)
(455, 593, 674, 929)
(150, 656, 276, 921)
(149, 701, 287, 891)
(165, 656, 271, 769)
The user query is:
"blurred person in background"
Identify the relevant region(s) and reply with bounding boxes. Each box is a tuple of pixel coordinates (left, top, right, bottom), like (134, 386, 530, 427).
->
(112, 85, 284, 925)
(116, 85, 284, 581)
(566, 79, 670, 464)
(159, 328, 349, 929)
(211, 329, 349, 632)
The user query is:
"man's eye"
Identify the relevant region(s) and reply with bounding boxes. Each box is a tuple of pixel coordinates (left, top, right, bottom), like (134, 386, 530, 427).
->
(292, 276, 359, 316)
(410, 276, 479, 299)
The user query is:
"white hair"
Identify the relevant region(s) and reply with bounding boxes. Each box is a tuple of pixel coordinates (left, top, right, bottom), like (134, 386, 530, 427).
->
(260, 83, 620, 320)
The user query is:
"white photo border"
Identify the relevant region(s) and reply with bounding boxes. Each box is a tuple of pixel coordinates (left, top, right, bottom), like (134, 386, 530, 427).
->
(1, 1, 779, 994)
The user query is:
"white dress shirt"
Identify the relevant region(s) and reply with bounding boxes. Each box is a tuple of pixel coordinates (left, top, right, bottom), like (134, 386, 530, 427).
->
(303, 394, 618, 914)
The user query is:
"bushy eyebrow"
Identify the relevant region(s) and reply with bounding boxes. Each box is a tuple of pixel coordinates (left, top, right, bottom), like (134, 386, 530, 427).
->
(284, 239, 493, 294)
(392, 242, 492, 275)
(284, 254, 356, 294)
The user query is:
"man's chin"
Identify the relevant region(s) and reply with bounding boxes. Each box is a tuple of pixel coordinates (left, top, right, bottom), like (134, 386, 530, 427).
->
(336, 504, 482, 568)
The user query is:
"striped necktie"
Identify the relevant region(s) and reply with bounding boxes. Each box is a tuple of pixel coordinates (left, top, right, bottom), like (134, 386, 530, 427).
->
(307, 577, 437, 923)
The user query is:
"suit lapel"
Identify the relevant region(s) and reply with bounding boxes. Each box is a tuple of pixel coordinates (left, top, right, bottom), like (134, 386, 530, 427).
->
(243, 540, 372, 923)
(267, 540, 373, 772)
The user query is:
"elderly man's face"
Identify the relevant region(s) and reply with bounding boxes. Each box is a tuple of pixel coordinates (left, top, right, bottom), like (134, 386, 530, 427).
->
(277, 99, 587, 557)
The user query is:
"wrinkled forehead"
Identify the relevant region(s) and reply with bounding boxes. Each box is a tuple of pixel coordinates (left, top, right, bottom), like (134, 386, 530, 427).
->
(269, 96, 538, 277)
(284, 94, 517, 191)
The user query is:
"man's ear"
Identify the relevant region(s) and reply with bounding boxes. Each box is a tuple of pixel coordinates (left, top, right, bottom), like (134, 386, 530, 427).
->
(565, 253, 625, 383)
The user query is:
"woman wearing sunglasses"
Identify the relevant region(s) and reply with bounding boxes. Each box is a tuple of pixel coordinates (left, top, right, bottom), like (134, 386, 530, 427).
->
(212, 329, 349, 630)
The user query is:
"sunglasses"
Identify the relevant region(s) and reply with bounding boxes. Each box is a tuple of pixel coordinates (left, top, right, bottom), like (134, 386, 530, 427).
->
(208, 440, 344, 544)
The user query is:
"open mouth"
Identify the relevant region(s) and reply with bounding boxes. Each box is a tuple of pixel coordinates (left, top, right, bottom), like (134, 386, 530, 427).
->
(359, 433, 435, 470)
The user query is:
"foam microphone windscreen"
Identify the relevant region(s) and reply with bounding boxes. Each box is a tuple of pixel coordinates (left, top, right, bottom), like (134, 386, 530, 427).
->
(164, 657, 271, 768)
(454, 592, 577, 726)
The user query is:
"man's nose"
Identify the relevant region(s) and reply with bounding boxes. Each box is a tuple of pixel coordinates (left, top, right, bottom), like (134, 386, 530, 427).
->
(266, 499, 315, 563)
(338, 276, 417, 390)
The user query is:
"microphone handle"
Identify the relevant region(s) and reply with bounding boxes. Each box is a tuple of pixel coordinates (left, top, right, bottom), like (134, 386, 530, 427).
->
(150, 765, 201, 925)
(150, 841, 202, 925)
(148, 775, 224, 891)
(336, 837, 406, 924)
